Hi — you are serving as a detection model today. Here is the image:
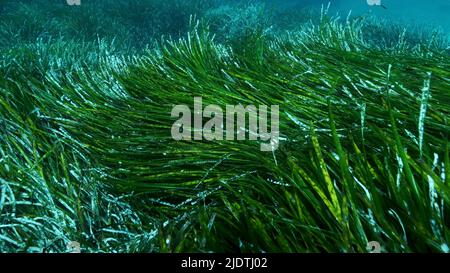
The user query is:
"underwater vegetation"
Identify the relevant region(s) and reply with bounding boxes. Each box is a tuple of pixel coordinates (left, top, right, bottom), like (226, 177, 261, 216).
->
(0, 0, 449, 253)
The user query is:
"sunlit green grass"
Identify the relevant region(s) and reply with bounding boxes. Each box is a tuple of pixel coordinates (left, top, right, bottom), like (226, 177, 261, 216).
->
(0, 1, 449, 253)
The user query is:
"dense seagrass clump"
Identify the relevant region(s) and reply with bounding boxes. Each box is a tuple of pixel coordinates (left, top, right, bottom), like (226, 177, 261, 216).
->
(0, 1, 449, 252)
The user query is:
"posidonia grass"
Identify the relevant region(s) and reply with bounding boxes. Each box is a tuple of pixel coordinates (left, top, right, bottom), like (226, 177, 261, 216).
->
(0, 1, 449, 253)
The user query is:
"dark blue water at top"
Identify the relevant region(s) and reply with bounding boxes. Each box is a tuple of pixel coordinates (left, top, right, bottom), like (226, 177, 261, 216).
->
(273, 0, 450, 34)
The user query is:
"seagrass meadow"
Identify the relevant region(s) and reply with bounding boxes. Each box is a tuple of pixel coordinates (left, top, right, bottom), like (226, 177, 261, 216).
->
(0, 0, 449, 253)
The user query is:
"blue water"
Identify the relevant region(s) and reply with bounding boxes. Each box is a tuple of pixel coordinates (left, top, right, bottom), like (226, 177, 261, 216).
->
(276, 0, 450, 33)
